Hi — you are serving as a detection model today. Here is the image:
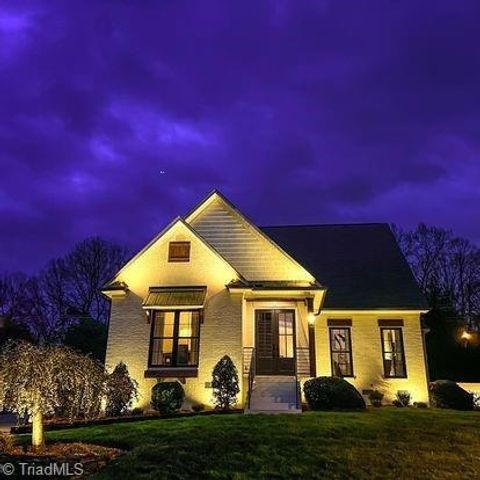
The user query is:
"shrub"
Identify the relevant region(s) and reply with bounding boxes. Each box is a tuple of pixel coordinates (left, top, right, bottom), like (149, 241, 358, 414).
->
(396, 391, 411, 407)
(392, 399, 403, 407)
(105, 362, 138, 417)
(151, 381, 185, 414)
(130, 407, 144, 416)
(303, 376, 366, 410)
(414, 401, 428, 408)
(430, 380, 473, 411)
(191, 403, 205, 413)
(212, 355, 240, 410)
(368, 390, 384, 407)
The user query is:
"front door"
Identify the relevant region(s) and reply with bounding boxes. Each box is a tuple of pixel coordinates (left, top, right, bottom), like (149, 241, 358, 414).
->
(255, 309, 295, 375)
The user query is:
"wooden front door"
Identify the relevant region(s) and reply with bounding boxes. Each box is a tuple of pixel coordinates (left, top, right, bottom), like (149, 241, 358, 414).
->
(255, 310, 295, 375)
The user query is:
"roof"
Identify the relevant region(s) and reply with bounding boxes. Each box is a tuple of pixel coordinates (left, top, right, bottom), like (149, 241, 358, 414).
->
(227, 280, 323, 290)
(261, 223, 428, 310)
(143, 286, 207, 309)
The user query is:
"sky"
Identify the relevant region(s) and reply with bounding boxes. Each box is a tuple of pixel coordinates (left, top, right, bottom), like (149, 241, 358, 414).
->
(1, 0, 479, 273)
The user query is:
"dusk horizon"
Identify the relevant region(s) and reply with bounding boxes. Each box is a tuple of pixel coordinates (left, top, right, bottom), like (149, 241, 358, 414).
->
(1, 1, 479, 274)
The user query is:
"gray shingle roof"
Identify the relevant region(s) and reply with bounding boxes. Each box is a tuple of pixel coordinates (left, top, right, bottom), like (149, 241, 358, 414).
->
(261, 223, 428, 310)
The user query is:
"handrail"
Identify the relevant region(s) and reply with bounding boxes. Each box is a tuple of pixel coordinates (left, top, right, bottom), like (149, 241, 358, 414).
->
(246, 347, 255, 410)
(294, 347, 310, 410)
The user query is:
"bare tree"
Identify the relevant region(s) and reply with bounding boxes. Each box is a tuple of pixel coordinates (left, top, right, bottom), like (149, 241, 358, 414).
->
(395, 223, 480, 328)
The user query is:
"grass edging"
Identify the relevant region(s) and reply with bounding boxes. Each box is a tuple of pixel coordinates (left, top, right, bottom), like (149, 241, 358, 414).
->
(10, 408, 243, 434)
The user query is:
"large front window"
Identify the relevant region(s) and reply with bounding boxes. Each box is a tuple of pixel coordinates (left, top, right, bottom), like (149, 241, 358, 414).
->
(329, 327, 353, 377)
(149, 311, 200, 367)
(381, 328, 406, 378)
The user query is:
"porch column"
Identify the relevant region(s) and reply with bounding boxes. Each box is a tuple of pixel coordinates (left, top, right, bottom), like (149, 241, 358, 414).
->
(308, 322, 317, 377)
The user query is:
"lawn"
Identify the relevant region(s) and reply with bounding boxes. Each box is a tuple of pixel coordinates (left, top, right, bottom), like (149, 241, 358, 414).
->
(35, 408, 480, 479)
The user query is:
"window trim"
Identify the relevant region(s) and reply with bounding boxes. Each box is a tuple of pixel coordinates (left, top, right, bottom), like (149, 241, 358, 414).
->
(380, 327, 407, 378)
(168, 241, 191, 262)
(148, 309, 201, 368)
(329, 326, 354, 377)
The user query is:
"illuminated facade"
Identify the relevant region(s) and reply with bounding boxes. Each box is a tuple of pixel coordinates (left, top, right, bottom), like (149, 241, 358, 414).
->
(103, 190, 430, 410)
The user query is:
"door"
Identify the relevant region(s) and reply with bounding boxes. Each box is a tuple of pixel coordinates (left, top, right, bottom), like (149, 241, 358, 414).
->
(255, 309, 295, 375)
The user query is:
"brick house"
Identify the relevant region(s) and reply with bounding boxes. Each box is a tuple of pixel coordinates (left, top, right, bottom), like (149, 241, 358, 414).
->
(103, 190, 430, 412)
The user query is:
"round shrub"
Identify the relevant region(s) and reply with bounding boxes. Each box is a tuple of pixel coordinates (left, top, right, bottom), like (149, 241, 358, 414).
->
(303, 376, 366, 410)
(430, 380, 473, 411)
(151, 381, 185, 414)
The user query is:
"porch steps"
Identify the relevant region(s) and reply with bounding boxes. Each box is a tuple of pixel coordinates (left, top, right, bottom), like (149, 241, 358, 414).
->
(245, 376, 301, 414)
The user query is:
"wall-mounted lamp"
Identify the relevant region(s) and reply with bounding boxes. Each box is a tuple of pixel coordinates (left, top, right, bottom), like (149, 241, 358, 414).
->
(308, 313, 316, 325)
(461, 329, 473, 348)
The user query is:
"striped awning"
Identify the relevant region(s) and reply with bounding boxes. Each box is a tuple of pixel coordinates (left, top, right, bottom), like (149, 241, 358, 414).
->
(143, 286, 207, 309)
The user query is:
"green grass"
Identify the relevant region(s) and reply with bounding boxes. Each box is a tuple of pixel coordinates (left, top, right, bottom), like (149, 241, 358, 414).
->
(31, 409, 480, 479)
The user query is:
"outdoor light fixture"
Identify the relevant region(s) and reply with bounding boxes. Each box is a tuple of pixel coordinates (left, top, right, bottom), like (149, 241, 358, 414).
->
(461, 330, 473, 341)
(308, 313, 316, 325)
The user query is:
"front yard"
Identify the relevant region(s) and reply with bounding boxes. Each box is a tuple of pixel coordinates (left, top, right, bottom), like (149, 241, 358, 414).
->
(31, 408, 480, 479)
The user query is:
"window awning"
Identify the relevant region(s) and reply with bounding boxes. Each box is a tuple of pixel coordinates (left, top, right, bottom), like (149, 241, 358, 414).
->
(143, 286, 207, 310)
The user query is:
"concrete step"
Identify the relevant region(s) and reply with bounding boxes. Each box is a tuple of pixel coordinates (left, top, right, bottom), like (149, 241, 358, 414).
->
(247, 375, 300, 414)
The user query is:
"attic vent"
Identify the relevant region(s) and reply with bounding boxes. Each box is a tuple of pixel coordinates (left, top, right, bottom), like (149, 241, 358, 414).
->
(168, 241, 190, 262)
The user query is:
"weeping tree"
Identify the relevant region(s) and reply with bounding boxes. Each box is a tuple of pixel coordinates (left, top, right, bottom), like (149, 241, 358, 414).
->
(0, 341, 107, 450)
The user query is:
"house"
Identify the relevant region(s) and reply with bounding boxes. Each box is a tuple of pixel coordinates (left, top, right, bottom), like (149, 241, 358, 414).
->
(103, 190, 430, 412)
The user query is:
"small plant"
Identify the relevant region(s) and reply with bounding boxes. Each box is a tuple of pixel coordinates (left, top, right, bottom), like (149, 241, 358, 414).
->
(368, 390, 384, 407)
(392, 392, 411, 407)
(211, 355, 240, 410)
(303, 377, 366, 410)
(414, 401, 428, 408)
(151, 381, 185, 414)
(130, 407, 144, 416)
(191, 403, 205, 413)
(105, 362, 138, 417)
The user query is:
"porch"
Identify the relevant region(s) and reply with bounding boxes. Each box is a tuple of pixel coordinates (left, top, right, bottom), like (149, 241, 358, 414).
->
(227, 280, 325, 413)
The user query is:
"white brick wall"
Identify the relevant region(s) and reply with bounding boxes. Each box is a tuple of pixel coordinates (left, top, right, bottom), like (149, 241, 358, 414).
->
(315, 311, 430, 404)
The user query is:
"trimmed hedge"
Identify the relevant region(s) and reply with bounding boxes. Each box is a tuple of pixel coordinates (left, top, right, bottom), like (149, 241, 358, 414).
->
(430, 380, 473, 411)
(303, 376, 366, 410)
(151, 381, 185, 414)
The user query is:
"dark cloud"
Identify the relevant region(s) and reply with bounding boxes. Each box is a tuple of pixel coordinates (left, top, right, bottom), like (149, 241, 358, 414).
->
(1, 0, 479, 272)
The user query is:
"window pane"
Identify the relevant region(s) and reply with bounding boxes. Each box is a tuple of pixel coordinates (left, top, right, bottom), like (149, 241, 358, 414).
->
(332, 352, 352, 376)
(153, 312, 175, 337)
(331, 329, 349, 352)
(150, 338, 174, 366)
(177, 338, 199, 366)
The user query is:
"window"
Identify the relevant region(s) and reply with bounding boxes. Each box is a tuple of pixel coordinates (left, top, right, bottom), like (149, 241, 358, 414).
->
(168, 241, 190, 262)
(149, 311, 200, 367)
(329, 328, 353, 377)
(381, 328, 406, 378)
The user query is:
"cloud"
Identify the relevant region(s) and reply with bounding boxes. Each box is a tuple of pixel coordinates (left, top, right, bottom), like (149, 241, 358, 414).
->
(0, 0, 479, 272)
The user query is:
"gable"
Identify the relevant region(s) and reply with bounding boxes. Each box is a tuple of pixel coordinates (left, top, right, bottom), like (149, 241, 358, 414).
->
(186, 193, 314, 281)
(112, 219, 240, 296)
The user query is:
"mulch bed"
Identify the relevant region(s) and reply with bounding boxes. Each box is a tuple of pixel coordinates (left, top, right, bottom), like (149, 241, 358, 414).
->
(0, 443, 124, 479)
(11, 408, 243, 434)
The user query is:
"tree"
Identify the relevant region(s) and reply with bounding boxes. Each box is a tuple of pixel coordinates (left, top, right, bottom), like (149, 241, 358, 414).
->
(0, 341, 107, 449)
(394, 223, 480, 380)
(105, 362, 138, 416)
(4, 237, 128, 345)
(64, 316, 108, 362)
(211, 355, 239, 410)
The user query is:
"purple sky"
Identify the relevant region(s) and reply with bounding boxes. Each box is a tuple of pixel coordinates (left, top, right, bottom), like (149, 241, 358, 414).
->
(1, 1, 479, 273)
